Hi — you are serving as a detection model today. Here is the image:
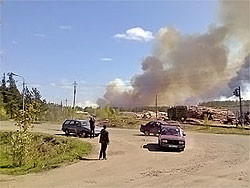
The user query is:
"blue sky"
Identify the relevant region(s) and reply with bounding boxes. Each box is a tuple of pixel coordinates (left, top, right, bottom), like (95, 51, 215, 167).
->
(0, 0, 217, 107)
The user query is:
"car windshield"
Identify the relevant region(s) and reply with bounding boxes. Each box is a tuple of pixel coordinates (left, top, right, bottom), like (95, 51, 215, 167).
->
(161, 128, 180, 136)
(80, 121, 89, 126)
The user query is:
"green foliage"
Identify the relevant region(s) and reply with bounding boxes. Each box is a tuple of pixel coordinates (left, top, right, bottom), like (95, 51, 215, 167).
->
(0, 92, 8, 120)
(24, 87, 47, 121)
(8, 131, 33, 167)
(14, 101, 41, 130)
(84, 106, 95, 115)
(184, 125, 250, 135)
(199, 100, 250, 114)
(39, 103, 90, 122)
(5, 100, 40, 167)
(0, 73, 48, 121)
(42, 104, 73, 122)
(5, 73, 23, 118)
(95, 106, 118, 121)
(95, 107, 145, 128)
(0, 132, 92, 175)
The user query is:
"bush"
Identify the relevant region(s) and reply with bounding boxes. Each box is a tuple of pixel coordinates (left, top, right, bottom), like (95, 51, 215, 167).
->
(0, 107, 8, 121)
(0, 132, 92, 175)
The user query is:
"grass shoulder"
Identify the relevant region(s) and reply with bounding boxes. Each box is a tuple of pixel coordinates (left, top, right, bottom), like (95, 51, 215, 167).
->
(183, 125, 250, 135)
(0, 131, 92, 175)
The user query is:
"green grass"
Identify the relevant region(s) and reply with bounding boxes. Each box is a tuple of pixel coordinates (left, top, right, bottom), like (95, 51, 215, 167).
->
(107, 115, 147, 129)
(184, 125, 250, 135)
(0, 132, 92, 175)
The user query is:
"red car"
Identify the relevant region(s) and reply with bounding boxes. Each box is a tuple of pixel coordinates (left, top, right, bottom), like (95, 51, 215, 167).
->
(158, 125, 186, 151)
(140, 121, 164, 136)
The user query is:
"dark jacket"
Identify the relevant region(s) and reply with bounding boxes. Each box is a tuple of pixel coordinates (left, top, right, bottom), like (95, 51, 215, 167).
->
(99, 129, 109, 144)
(89, 118, 95, 128)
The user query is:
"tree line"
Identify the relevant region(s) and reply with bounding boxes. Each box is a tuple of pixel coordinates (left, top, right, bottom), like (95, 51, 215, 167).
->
(199, 100, 250, 113)
(0, 73, 78, 122)
(0, 73, 47, 120)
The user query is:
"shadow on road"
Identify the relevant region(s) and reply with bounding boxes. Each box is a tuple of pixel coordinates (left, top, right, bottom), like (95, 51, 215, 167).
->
(79, 157, 99, 161)
(55, 133, 77, 137)
(0, 164, 12, 169)
(55, 133, 98, 139)
(133, 133, 157, 137)
(143, 143, 181, 153)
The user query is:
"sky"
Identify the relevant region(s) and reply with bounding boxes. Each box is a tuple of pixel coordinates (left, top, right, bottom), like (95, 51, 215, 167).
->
(0, 0, 218, 107)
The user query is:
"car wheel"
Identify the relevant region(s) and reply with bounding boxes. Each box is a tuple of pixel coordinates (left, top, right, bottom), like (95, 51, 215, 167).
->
(65, 129, 70, 135)
(78, 132, 85, 138)
(158, 143, 163, 150)
(84, 132, 89, 138)
(144, 131, 150, 136)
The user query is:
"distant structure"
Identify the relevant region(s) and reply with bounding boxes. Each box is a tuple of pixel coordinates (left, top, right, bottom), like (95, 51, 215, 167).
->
(72, 81, 77, 109)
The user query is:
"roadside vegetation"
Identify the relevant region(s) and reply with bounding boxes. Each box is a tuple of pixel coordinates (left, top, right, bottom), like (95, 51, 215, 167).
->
(199, 100, 250, 113)
(0, 131, 92, 175)
(94, 106, 147, 129)
(0, 85, 92, 175)
(0, 73, 89, 122)
(183, 125, 250, 135)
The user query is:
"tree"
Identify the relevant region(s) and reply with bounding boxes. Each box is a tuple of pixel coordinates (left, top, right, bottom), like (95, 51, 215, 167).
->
(0, 73, 8, 104)
(0, 92, 7, 120)
(30, 88, 47, 121)
(8, 100, 40, 166)
(0, 74, 8, 120)
(84, 106, 95, 114)
(24, 86, 32, 105)
(31, 88, 42, 102)
(5, 73, 22, 118)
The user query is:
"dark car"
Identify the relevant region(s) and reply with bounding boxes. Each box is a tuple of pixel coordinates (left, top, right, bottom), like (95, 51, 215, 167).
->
(140, 121, 164, 136)
(62, 119, 101, 137)
(158, 125, 186, 151)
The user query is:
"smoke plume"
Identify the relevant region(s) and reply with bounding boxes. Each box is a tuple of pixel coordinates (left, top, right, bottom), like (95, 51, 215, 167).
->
(228, 54, 250, 91)
(98, 0, 250, 107)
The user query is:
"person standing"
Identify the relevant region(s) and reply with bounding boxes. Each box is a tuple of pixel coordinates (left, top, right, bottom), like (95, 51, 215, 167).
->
(99, 125, 109, 160)
(89, 117, 95, 138)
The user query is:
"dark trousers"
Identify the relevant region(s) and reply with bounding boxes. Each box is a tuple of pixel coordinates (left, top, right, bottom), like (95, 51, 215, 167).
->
(90, 127, 95, 138)
(99, 143, 107, 159)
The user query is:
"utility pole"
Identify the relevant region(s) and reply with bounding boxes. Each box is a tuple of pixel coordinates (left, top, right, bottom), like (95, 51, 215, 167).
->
(60, 100, 63, 111)
(65, 99, 68, 107)
(233, 86, 243, 126)
(72, 81, 77, 109)
(239, 86, 243, 125)
(155, 93, 158, 120)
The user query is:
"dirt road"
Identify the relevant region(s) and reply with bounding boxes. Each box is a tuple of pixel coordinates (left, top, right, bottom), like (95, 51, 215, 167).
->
(0, 121, 249, 187)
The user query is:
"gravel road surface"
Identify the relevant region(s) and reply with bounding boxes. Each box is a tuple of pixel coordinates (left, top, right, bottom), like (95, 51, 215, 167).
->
(0, 121, 249, 187)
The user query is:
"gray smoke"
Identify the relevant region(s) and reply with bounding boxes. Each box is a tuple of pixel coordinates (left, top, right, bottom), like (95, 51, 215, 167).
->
(98, 0, 250, 107)
(228, 54, 250, 91)
(219, 0, 250, 52)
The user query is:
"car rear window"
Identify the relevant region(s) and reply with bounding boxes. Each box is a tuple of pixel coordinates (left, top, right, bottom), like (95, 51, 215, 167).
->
(81, 121, 88, 126)
(147, 122, 154, 126)
(64, 120, 70, 125)
(161, 128, 180, 136)
(70, 121, 75, 125)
